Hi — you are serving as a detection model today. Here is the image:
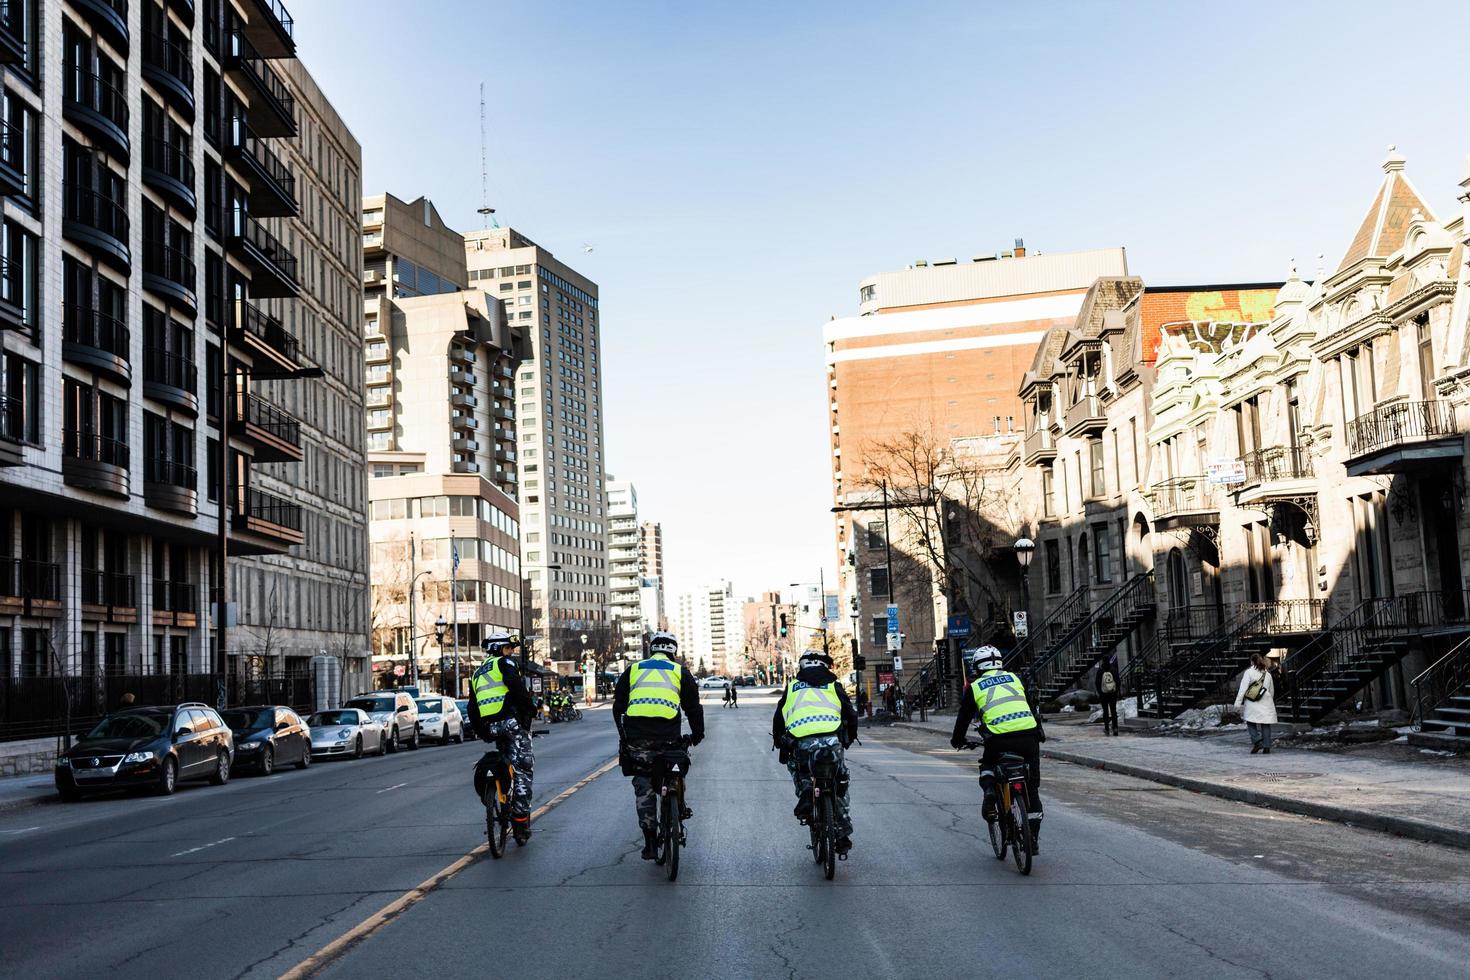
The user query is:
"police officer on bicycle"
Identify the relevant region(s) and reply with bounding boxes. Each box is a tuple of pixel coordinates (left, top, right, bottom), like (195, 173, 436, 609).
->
(950, 646, 1047, 851)
(469, 632, 537, 843)
(772, 649, 860, 855)
(613, 632, 704, 860)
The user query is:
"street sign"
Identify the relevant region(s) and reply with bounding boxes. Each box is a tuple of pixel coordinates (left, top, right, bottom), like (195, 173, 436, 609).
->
(886, 632, 903, 652)
(947, 614, 971, 638)
(1013, 610, 1029, 638)
(892, 655, 903, 672)
(886, 604, 900, 636)
(1207, 459, 1247, 485)
(824, 594, 840, 623)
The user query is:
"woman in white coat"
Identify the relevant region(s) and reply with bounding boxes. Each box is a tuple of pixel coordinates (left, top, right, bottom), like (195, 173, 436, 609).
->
(1234, 653, 1278, 754)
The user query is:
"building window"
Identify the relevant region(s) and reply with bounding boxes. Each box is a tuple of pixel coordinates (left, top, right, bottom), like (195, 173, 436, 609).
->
(869, 567, 890, 598)
(866, 521, 886, 549)
(1044, 539, 1062, 595)
(871, 616, 888, 645)
(1092, 522, 1111, 584)
(1041, 467, 1054, 517)
(2, 88, 40, 213)
(1089, 438, 1106, 498)
(1, 217, 39, 333)
(1, 349, 41, 443)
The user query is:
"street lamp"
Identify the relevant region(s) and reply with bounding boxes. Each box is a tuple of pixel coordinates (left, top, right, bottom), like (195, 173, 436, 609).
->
(1014, 536, 1035, 661)
(407, 569, 433, 688)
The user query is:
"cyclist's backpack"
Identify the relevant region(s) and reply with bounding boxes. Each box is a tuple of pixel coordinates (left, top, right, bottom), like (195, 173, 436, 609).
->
(1100, 670, 1117, 695)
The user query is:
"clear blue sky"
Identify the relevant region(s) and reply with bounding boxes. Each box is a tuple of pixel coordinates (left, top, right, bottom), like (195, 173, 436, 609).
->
(301, 0, 1470, 601)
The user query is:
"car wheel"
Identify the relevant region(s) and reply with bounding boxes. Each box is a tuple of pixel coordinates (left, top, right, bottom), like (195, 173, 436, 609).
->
(353, 735, 364, 760)
(157, 756, 178, 796)
(454, 723, 464, 745)
(409, 728, 421, 751)
(210, 751, 231, 786)
(378, 733, 388, 755)
(441, 726, 451, 746)
(261, 745, 275, 777)
(387, 727, 399, 753)
(297, 746, 311, 770)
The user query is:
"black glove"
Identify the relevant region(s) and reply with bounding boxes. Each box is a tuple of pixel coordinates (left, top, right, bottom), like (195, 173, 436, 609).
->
(689, 732, 704, 747)
(950, 735, 968, 750)
(1038, 730, 1047, 743)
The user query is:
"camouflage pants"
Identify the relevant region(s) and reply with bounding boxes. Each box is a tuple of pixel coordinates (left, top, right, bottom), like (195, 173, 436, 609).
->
(474, 718, 534, 817)
(625, 741, 686, 832)
(788, 734, 852, 837)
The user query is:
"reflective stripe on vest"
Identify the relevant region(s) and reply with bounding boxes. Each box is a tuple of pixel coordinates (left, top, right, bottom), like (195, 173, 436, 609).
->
(972, 671, 1037, 734)
(782, 680, 843, 738)
(627, 656, 682, 719)
(472, 658, 510, 717)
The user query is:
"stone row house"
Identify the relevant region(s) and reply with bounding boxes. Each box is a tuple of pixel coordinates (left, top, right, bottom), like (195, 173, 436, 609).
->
(1008, 150, 1470, 742)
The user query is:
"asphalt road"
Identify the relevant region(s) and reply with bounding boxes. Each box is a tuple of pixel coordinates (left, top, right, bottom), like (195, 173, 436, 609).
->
(3, 689, 1469, 979)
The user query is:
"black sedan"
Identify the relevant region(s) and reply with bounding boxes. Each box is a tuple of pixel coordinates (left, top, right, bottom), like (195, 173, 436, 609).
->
(219, 706, 312, 776)
(56, 704, 234, 799)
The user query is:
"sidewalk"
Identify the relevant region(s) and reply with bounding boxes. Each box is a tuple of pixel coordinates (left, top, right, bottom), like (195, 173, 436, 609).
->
(892, 712, 1470, 851)
(0, 772, 57, 813)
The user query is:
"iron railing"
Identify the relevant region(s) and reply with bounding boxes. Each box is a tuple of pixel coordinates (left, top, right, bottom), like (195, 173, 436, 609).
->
(143, 135, 195, 188)
(1024, 571, 1156, 695)
(234, 391, 301, 447)
(235, 299, 299, 363)
(143, 345, 199, 392)
(144, 237, 196, 291)
(1347, 400, 1459, 458)
(63, 305, 130, 361)
(144, 455, 197, 489)
(226, 32, 296, 126)
(238, 486, 303, 532)
(230, 206, 298, 284)
(20, 560, 61, 601)
(1146, 476, 1218, 521)
(81, 570, 137, 607)
(64, 430, 130, 469)
(230, 118, 296, 201)
(1240, 445, 1313, 485)
(1411, 633, 1470, 731)
(1003, 583, 1091, 671)
(1162, 604, 1224, 640)
(1150, 604, 1272, 715)
(65, 66, 129, 132)
(64, 184, 130, 245)
(152, 578, 199, 614)
(1241, 599, 1326, 635)
(143, 28, 193, 91)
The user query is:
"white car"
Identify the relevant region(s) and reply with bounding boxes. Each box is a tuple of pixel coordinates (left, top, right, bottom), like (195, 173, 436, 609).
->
(306, 708, 388, 759)
(415, 696, 465, 745)
(344, 692, 421, 752)
(699, 677, 729, 691)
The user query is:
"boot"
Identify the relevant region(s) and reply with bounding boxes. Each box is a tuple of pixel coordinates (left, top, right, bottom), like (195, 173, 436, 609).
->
(981, 792, 998, 823)
(835, 835, 853, 856)
(679, 804, 694, 821)
(1029, 819, 1042, 855)
(640, 827, 658, 860)
(512, 815, 531, 844)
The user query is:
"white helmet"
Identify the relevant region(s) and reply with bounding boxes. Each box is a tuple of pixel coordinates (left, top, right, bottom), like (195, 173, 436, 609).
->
(969, 645, 1004, 674)
(648, 632, 678, 657)
(483, 631, 518, 653)
(798, 649, 833, 670)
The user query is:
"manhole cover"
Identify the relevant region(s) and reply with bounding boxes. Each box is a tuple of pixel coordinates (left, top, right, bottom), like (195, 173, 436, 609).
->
(1254, 772, 1322, 782)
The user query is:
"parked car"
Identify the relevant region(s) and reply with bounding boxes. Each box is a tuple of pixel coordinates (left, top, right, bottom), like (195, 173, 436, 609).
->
(220, 706, 312, 776)
(415, 696, 465, 745)
(307, 708, 387, 759)
(55, 703, 233, 799)
(455, 698, 472, 735)
(699, 677, 729, 691)
(344, 692, 420, 751)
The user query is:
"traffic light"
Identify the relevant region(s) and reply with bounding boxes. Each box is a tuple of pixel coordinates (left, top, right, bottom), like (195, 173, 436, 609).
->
(779, 613, 788, 638)
(854, 655, 867, 671)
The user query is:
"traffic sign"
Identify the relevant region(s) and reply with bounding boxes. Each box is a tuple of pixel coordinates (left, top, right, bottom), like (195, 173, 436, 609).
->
(948, 614, 971, 638)
(1013, 610, 1029, 638)
(886, 604, 900, 636)
(886, 632, 904, 652)
(891, 655, 903, 672)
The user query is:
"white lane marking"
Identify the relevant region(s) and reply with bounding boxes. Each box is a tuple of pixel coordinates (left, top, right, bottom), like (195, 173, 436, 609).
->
(0, 826, 41, 835)
(171, 835, 236, 858)
(376, 782, 409, 794)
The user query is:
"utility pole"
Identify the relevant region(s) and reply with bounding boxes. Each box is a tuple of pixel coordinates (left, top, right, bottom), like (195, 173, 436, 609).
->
(451, 533, 461, 698)
(408, 532, 418, 688)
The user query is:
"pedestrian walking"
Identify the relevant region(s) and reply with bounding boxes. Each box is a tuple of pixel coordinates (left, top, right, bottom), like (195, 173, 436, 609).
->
(1095, 653, 1121, 736)
(1234, 653, 1278, 754)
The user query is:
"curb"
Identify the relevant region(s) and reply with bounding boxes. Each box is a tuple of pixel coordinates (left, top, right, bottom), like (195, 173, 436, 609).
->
(891, 722, 1470, 853)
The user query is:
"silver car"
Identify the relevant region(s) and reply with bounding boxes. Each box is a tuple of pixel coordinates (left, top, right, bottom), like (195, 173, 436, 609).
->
(307, 708, 388, 759)
(414, 696, 465, 745)
(344, 692, 421, 752)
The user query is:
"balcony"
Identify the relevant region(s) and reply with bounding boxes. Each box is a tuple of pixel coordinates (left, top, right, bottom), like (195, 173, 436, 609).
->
(450, 392, 477, 409)
(143, 456, 198, 516)
(63, 306, 131, 385)
(70, 0, 128, 50)
(63, 185, 131, 272)
(227, 208, 299, 297)
(143, 346, 199, 415)
(63, 431, 130, 497)
(1145, 476, 1218, 531)
(496, 448, 517, 465)
(166, 0, 193, 25)
(81, 570, 139, 623)
(451, 415, 478, 431)
(232, 391, 303, 463)
(64, 67, 130, 160)
(494, 404, 514, 422)
(143, 238, 197, 314)
(152, 577, 199, 627)
(1064, 392, 1106, 437)
(365, 344, 389, 364)
(452, 460, 481, 474)
(142, 137, 196, 214)
(450, 347, 475, 364)
(232, 486, 305, 551)
(0, 0, 26, 63)
(365, 389, 391, 408)
(1239, 445, 1313, 491)
(236, 0, 294, 58)
(495, 363, 513, 380)
(449, 367, 477, 386)
(0, 394, 24, 466)
(1344, 400, 1463, 477)
(20, 560, 62, 616)
(1023, 425, 1055, 465)
(227, 118, 298, 217)
(142, 29, 193, 113)
(451, 436, 478, 453)
(224, 33, 297, 137)
(363, 232, 383, 253)
(0, 119, 24, 197)
(494, 425, 515, 444)
(232, 299, 299, 372)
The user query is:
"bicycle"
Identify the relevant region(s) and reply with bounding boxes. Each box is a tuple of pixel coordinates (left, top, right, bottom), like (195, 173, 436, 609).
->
(798, 742, 849, 880)
(962, 741, 1034, 875)
(649, 734, 694, 881)
(480, 729, 547, 859)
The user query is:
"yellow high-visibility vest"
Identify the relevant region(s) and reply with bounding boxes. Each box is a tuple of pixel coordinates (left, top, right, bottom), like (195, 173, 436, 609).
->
(627, 656, 682, 719)
(782, 680, 843, 738)
(971, 670, 1037, 735)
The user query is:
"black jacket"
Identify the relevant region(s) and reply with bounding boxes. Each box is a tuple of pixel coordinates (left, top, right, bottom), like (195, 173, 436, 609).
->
(613, 657, 705, 744)
(772, 666, 860, 746)
(468, 656, 535, 737)
(950, 671, 1046, 747)
(1095, 655, 1121, 700)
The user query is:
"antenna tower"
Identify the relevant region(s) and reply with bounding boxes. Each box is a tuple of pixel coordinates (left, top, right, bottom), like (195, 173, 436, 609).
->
(478, 81, 498, 228)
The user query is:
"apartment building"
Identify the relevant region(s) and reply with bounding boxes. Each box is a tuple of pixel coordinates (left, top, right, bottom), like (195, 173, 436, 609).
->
(0, 0, 369, 714)
(463, 227, 607, 663)
(824, 245, 1127, 685)
(1007, 149, 1470, 741)
(675, 581, 744, 676)
(605, 478, 643, 657)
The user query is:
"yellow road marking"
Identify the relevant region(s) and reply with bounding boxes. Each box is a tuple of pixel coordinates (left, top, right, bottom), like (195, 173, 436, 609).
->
(280, 756, 619, 980)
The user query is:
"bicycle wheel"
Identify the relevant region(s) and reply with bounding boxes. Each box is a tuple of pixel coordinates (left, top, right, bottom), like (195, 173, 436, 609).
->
(987, 809, 1006, 861)
(484, 783, 506, 859)
(662, 792, 680, 882)
(1010, 789, 1033, 876)
(821, 794, 836, 881)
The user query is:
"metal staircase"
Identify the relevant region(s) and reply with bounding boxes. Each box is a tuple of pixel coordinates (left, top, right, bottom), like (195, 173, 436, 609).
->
(1023, 572, 1157, 704)
(1002, 584, 1090, 674)
(1148, 606, 1275, 717)
(1411, 634, 1470, 747)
